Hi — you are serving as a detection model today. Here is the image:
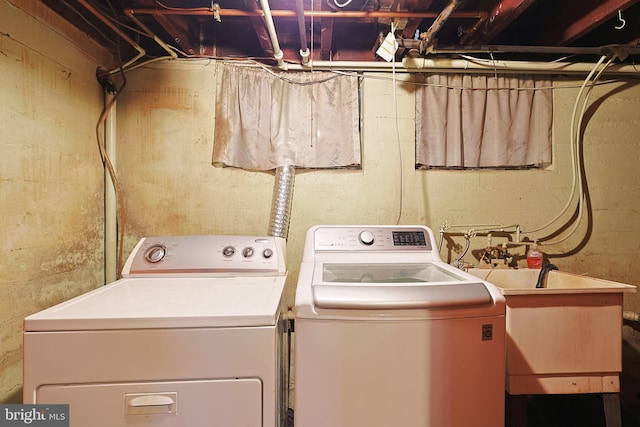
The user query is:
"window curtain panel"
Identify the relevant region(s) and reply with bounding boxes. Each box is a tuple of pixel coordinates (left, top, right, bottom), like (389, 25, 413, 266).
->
(415, 74, 553, 168)
(213, 62, 361, 171)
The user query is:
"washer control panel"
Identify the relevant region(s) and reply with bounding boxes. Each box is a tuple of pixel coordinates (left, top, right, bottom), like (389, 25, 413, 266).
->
(314, 226, 433, 251)
(123, 235, 286, 276)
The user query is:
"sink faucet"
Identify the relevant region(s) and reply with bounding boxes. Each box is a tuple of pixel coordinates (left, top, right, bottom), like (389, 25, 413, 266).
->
(536, 263, 559, 288)
(480, 242, 513, 267)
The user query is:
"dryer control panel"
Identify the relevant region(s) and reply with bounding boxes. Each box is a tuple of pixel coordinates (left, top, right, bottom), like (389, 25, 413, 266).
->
(122, 235, 287, 277)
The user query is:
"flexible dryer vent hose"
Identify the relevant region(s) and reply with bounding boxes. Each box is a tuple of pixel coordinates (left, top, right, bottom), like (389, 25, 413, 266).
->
(269, 164, 295, 240)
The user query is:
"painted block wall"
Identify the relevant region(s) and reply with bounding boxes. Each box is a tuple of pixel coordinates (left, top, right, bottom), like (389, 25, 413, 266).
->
(116, 62, 640, 315)
(2, 0, 640, 407)
(0, 0, 111, 403)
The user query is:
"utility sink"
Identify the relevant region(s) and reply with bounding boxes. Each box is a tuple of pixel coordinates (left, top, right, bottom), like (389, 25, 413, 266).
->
(467, 268, 636, 395)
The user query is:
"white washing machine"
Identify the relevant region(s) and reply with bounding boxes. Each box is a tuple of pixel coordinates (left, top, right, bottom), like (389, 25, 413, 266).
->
(294, 225, 506, 427)
(24, 235, 288, 427)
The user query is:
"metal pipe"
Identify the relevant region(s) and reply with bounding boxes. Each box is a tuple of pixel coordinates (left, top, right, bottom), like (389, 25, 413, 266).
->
(295, 0, 310, 65)
(124, 8, 486, 20)
(258, 0, 286, 69)
(269, 165, 296, 240)
(77, 0, 146, 73)
(104, 92, 117, 284)
(420, 0, 463, 48)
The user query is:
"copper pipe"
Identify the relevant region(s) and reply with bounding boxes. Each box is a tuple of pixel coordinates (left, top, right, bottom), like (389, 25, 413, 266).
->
(77, 0, 145, 73)
(124, 8, 487, 21)
(77, 0, 141, 49)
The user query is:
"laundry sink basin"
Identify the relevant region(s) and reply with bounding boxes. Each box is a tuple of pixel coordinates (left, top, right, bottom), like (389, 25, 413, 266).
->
(467, 268, 636, 395)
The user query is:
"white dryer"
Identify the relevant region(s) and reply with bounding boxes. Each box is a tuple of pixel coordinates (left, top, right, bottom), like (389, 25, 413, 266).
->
(24, 235, 288, 427)
(294, 225, 506, 427)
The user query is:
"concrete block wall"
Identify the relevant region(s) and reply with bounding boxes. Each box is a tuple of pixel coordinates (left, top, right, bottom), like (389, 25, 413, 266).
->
(0, 0, 111, 403)
(2, 0, 640, 405)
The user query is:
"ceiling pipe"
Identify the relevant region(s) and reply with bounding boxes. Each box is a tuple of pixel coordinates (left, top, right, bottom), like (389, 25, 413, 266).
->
(278, 58, 640, 76)
(77, 0, 145, 72)
(295, 0, 310, 65)
(124, 8, 487, 21)
(126, 10, 178, 59)
(258, 0, 286, 69)
(419, 0, 463, 51)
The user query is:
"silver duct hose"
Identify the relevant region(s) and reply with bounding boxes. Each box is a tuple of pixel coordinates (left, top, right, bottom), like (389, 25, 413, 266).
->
(268, 164, 295, 239)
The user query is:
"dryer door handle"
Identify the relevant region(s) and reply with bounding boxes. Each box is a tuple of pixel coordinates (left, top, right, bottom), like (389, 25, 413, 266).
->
(128, 395, 175, 407)
(125, 392, 177, 415)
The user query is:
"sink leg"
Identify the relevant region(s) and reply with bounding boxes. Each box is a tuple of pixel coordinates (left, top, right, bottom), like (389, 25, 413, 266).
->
(603, 393, 621, 427)
(506, 393, 529, 427)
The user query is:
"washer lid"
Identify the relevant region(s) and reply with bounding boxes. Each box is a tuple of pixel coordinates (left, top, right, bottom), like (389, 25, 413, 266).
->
(24, 277, 287, 331)
(309, 262, 493, 310)
(312, 282, 492, 310)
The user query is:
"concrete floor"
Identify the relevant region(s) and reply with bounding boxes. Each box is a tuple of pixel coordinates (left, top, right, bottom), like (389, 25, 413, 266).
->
(507, 390, 640, 427)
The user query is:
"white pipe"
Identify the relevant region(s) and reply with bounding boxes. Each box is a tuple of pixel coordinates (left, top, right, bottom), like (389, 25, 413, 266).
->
(402, 56, 638, 75)
(624, 311, 640, 322)
(104, 92, 118, 284)
(77, 0, 146, 74)
(280, 58, 639, 75)
(258, 0, 286, 69)
(127, 11, 178, 60)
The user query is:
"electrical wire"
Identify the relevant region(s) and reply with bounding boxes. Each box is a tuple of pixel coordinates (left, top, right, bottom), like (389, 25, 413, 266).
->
(523, 55, 614, 244)
(540, 54, 616, 246)
(372, 22, 403, 224)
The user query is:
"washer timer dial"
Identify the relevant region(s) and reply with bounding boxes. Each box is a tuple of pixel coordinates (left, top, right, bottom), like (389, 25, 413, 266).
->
(358, 231, 375, 246)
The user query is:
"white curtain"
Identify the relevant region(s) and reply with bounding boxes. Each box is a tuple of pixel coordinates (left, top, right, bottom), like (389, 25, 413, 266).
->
(415, 74, 553, 168)
(213, 62, 361, 171)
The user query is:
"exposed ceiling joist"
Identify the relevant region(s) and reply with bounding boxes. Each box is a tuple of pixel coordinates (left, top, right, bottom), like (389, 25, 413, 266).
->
(39, 0, 640, 71)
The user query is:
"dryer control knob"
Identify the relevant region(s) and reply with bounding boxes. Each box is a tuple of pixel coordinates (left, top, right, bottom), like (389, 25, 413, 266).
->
(145, 245, 167, 263)
(263, 248, 273, 259)
(222, 245, 236, 257)
(242, 247, 255, 258)
(358, 231, 375, 246)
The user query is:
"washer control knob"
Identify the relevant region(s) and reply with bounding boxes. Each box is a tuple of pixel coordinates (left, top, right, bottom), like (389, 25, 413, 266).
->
(145, 245, 167, 263)
(263, 248, 273, 259)
(222, 245, 236, 257)
(358, 231, 375, 246)
(242, 247, 254, 258)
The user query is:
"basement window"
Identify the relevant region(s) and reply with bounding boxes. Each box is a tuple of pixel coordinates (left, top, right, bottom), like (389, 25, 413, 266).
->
(213, 62, 361, 171)
(415, 73, 553, 170)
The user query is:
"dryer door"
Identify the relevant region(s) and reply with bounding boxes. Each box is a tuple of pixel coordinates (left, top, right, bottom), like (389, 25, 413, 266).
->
(37, 379, 261, 427)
